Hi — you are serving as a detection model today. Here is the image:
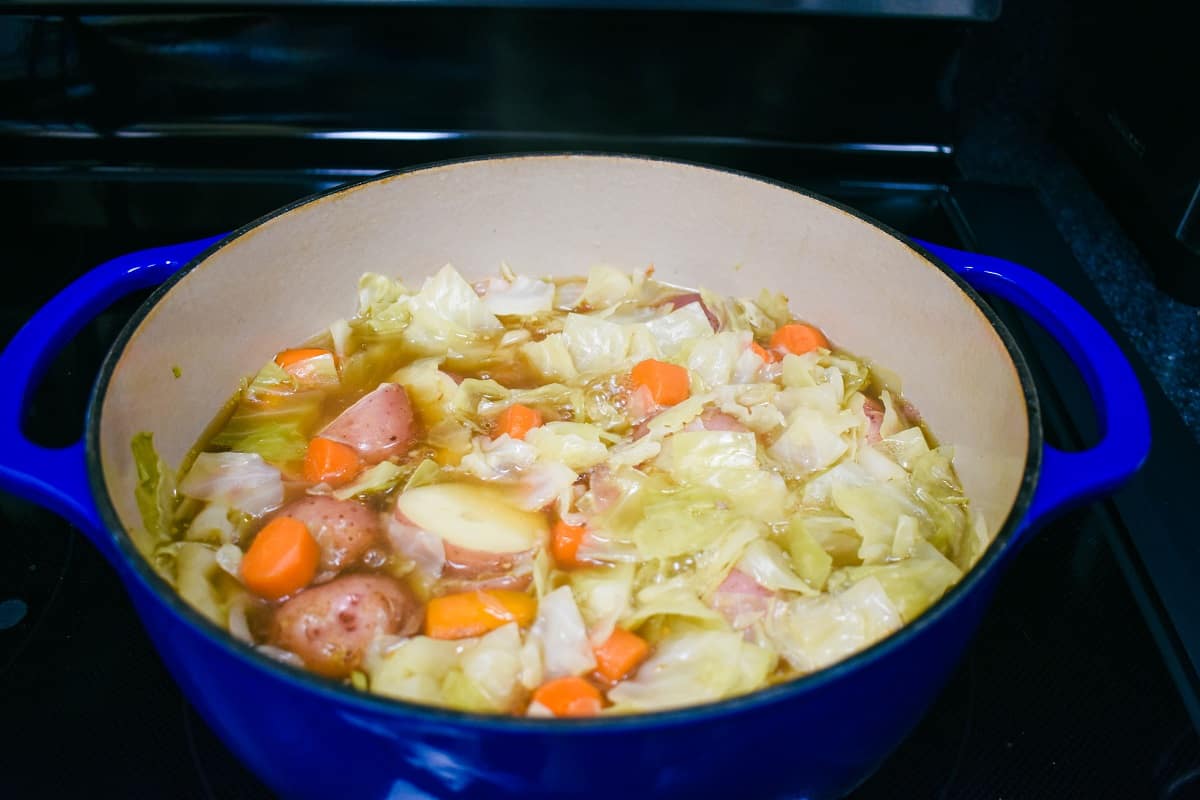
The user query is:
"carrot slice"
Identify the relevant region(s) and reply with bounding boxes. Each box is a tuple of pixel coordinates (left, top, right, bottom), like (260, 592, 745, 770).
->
(424, 590, 537, 640)
(241, 516, 320, 600)
(532, 676, 603, 717)
(630, 359, 690, 406)
(275, 347, 333, 369)
(495, 404, 543, 440)
(749, 342, 777, 363)
(770, 323, 829, 355)
(551, 520, 589, 569)
(592, 628, 651, 682)
(303, 437, 361, 487)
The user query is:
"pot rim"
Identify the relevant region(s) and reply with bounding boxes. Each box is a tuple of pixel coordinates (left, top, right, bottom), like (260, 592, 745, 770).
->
(86, 152, 1042, 731)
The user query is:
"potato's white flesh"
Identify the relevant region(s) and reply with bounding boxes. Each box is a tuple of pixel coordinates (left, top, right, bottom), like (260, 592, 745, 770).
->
(396, 484, 547, 555)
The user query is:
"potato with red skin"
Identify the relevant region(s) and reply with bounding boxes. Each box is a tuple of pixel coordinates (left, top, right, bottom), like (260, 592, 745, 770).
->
(271, 574, 421, 678)
(441, 541, 534, 580)
(395, 482, 544, 570)
(320, 383, 416, 465)
(390, 504, 535, 590)
(280, 495, 381, 574)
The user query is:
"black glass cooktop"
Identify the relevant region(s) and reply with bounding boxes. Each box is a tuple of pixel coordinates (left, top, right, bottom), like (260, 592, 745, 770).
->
(2, 146, 1198, 799)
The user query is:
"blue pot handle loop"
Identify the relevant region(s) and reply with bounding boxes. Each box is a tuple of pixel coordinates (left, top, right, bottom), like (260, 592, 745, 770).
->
(0, 236, 223, 560)
(916, 240, 1150, 535)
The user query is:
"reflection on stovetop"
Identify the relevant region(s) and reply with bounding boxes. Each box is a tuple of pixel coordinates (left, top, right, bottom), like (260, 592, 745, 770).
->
(1, 164, 1198, 799)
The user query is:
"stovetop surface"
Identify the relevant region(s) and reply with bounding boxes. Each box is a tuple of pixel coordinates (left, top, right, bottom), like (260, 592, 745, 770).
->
(2, 146, 1198, 798)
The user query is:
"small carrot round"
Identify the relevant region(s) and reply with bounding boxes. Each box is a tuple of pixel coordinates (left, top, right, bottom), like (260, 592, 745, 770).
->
(592, 628, 651, 682)
(551, 520, 589, 569)
(749, 342, 777, 363)
(424, 590, 537, 640)
(275, 347, 333, 370)
(532, 676, 603, 718)
(630, 359, 690, 406)
(304, 437, 362, 487)
(495, 404, 543, 440)
(241, 516, 320, 600)
(770, 323, 829, 355)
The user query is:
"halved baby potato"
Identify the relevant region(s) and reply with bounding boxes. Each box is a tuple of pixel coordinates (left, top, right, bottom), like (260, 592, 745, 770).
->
(395, 483, 548, 580)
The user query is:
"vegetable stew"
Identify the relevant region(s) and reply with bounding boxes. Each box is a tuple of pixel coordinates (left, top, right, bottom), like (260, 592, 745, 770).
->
(132, 262, 988, 716)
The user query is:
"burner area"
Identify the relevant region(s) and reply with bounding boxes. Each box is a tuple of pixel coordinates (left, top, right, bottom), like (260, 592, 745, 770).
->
(1, 155, 1196, 797)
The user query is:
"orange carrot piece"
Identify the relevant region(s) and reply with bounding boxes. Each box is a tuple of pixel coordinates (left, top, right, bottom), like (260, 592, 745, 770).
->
(749, 342, 777, 363)
(592, 628, 651, 682)
(274, 347, 333, 370)
(424, 590, 537, 640)
(770, 323, 829, 355)
(630, 359, 690, 406)
(551, 520, 589, 569)
(495, 404, 543, 440)
(532, 676, 604, 718)
(241, 516, 320, 600)
(303, 437, 361, 487)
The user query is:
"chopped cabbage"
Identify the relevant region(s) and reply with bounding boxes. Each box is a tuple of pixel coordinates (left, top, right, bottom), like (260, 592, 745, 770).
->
(767, 406, 856, 476)
(569, 564, 635, 645)
(643, 303, 713, 357)
(766, 576, 902, 672)
(368, 635, 465, 706)
(606, 631, 775, 712)
(185, 502, 240, 545)
(878, 426, 931, 469)
(179, 452, 283, 517)
(577, 265, 641, 309)
(480, 274, 556, 316)
(357, 273, 408, 320)
(832, 480, 927, 565)
(459, 434, 538, 480)
(782, 517, 834, 590)
(332, 461, 405, 500)
(131, 432, 177, 552)
(526, 422, 612, 472)
(656, 430, 787, 522)
(827, 540, 961, 621)
(369, 625, 524, 713)
(401, 265, 502, 353)
(519, 333, 578, 382)
(531, 587, 596, 678)
(736, 539, 817, 595)
(459, 624, 525, 710)
(515, 462, 578, 513)
(630, 487, 739, 559)
(210, 390, 321, 466)
(174, 542, 234, 625)
(623, 581, 728, 630)
(562, 313, 631, 374)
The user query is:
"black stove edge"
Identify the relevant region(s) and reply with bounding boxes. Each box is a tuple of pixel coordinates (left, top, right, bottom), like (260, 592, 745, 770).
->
(947, 182, 1200, 731)
(0, 0, 1002, 20)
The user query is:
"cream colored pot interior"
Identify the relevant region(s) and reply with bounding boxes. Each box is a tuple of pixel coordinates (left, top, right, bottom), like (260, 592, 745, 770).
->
(99, 155, 1029, 548)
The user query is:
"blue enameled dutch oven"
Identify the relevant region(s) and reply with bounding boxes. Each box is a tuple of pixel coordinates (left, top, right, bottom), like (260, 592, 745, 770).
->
(0, 155, 1150, 799)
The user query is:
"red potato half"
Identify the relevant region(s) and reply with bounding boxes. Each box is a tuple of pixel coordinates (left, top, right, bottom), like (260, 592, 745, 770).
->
(320, 383, 416, 465)
(394, 483, 547, 581)
(278, 494, 380, 574)
(270, 574, 422, 678)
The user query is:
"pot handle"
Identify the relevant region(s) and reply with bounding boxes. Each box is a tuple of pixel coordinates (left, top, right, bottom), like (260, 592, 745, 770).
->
(915, 240, 1150, 534)
(0, 236, 223, 560)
